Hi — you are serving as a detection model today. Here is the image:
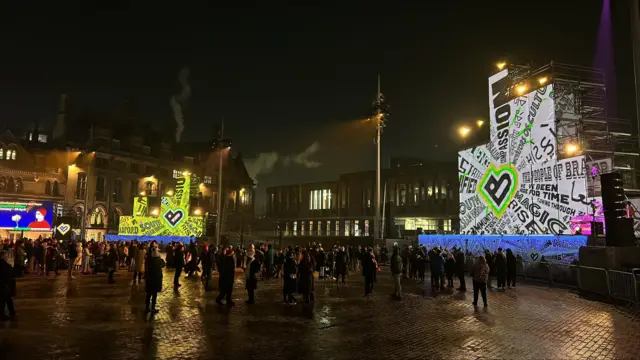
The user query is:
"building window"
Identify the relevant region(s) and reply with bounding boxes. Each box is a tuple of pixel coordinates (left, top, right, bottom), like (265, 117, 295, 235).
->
(53, 181, 60, 196)
(72, 206, 84, 229)
(441, 184, 447, 200)
(301, 221, 306, 236)
(45, 180, 52, 195)
(364, 220, 370, 236)
(15, 178, 23, 193)
(293, 221, 298, 236)
(310, 221, 314, 235)
(335, 220, 339, 236)
(131, 180, 139, 198)
(204, 175, 212, 184)
(240, 188, 250, 205)
(309, 189, 332, 210)
(414, 184, 420, 204)
(130, 163, 139, 174)
(109, 208, 121, 230)
(173, 169, 181, 179)
(0, 148, 3, 160)
(326, 220, 331, 236)
(428, 182, 434, 198)
(397, 185, 407, 206)
(184, 156, 194, 163)
(95, 176, 106, 201)
(113, 179, 122, 202)
(341, 186, 347, 208)
(76, 172, 87, 199)
(443, 219, 452, 232)
(6, 149, 16, 160)
(144, 181, 155, 196)
(142, 146, 150, 155)
(112, 139, 120, 149)
(345, 220, 352, 236)
(90, 207, 106, 227)
(95, 157, 109, 168)
(354, 220, 360, 236)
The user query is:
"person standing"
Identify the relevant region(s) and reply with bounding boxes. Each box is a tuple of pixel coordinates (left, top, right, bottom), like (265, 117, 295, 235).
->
(334, 246, 349, 286)
(68, 240, 78, 280)
(445, 252, 456, 288)
(133, 243, 146, 283)
(455, 249, 467, 292)
(484, 250, 494, 289)
(390, 243, 403, 299)
(495, 248, 507, 290)
(107, 243, 119, 284)
(297, 250, 315, 303)
(245, 253, 261, 304)
(145, 247, 165, 314)
(362, 247, 377, 296)
(506, 248, 517, 288)
(282, 249, 297, 305)
(200, 244, 215, 291)
(0, 251, 16, 320)
(173, 244, 185, 289)
(216, 249, 236, 306)
(472, 255, 490, 307)
(264, 244, 275, 280)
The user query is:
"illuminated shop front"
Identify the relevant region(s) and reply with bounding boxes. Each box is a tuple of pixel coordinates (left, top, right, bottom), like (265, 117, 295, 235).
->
(394, 217, 452, 232)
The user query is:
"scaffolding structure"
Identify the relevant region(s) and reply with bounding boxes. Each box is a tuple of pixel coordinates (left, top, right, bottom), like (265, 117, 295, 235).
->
(511, 62, 639, 191)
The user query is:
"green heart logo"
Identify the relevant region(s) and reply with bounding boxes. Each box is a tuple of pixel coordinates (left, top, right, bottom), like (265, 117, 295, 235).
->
(478, 163, 518, 218)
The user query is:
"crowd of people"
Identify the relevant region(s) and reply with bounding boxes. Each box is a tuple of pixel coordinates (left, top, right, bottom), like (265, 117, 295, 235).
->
(0, 237, 523, 320)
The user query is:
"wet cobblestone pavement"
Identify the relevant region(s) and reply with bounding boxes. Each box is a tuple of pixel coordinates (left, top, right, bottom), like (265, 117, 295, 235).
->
(1, 268, 639, 360)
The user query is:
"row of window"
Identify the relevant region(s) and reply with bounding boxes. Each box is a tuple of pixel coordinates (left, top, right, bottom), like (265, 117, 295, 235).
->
(282, 219, 371, 237)
(0, 149, 17, 161)
(93, 157, 214, 185)
(0, 176, 23, 193)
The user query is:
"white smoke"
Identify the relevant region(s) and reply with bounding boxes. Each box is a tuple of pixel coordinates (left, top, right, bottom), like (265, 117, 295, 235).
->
(283, 141, 321, 168)
(170, 67, 191, 143)
(244, 152, 280, 185)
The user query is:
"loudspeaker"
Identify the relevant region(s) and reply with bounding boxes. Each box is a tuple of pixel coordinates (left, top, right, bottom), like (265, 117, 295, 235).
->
(605, 217, 636, 246)
(601, 172, 626, 218)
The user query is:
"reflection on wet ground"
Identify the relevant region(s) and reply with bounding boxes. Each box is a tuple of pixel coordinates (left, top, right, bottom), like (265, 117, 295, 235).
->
(1, 268, 639, 359)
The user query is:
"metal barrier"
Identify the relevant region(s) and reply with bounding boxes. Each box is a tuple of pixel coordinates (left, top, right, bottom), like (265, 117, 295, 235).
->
(608, 270, 638, 302)
(577, 266, 610, 297)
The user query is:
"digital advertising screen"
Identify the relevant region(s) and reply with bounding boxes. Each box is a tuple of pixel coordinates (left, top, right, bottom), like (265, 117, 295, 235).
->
(458, 69, 594, 235)
(118, 176, 203, 237)
(0, 200, 54, 231)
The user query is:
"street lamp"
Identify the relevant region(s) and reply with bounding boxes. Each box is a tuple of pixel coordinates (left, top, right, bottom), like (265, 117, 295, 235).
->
(476, 119, 484, 128)
(566, 143, 579, 155)
(458, 126, 471, 138)
(496, 61, 507, 71)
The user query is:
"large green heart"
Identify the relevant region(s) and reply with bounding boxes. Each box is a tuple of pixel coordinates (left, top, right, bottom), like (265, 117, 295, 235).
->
(477, 163, 519, 218)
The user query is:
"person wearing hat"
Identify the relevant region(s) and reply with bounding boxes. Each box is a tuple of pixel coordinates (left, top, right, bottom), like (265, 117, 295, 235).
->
(145, 247, 165, 314)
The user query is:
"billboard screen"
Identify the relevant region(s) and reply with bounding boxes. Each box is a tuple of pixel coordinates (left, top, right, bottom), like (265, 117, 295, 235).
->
(458, 69, 593, 235)
(118, 176, 203, 237)
(0, 200, 54, 231)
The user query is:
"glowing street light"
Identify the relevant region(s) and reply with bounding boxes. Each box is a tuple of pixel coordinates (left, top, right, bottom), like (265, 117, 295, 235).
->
(516, 84, 528, 95)
(139, 191, 146, 196)
(496, 62, 507, 70)
(193, 208, 202, 216)
(166, 190, 174, 196)
(458, 126, 471, 138)
(566, 143, 579, 154)
(538, 76, 549, 85)
(151, 208, 159, 216)
(182, 171, 190, 176)
(476, 119, 484, 128)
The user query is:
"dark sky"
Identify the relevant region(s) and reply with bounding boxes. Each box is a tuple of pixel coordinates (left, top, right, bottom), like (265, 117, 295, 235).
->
(1, 1, 635, 210)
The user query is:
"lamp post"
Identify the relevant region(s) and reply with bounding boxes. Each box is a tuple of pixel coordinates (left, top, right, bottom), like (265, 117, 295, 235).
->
(373, 75, 388, 243)
(216, 121, 224, 247)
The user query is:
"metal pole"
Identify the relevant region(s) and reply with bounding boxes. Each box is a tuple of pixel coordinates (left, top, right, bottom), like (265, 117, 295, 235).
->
(81, 153, 92, 240)
(215, 120, 224, 247)
(375, 74, 382, 245)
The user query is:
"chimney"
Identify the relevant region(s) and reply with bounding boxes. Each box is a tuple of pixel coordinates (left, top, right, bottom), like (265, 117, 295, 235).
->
(53, 93, 67, 140)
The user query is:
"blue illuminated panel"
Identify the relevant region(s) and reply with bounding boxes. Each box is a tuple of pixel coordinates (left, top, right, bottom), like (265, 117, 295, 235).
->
(418, 234, 587, 264)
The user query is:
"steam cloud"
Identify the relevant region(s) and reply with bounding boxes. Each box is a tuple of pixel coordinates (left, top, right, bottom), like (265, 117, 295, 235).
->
(245, 142, 322, 184)
(170, 67, 191, 143)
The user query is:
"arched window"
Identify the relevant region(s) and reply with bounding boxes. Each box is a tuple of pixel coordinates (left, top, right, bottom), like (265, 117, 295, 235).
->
(109, 208, 122, 230)
(6, 149, 16, 161)
(7, 177, 15, 193)
(144, 181, 155, 196)
(15, 178, 23, 193)
(90, 206, 106, 227)
(0, 148, 4, 160)
(45, 180, 52, 195)
(0, 177, 6, 192)
(53, 181, 60, 196)
(72, 206, 84, 229)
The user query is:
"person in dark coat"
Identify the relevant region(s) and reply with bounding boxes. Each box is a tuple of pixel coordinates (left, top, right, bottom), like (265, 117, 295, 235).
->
(145, 247, 165, 314)
(506, 248, 517, 288)
(107, 243, 119, 284)
(264, 244, 275, 280)
(444, 252, 456, 288)
(484, 250, 494, 289)
(494, 248, 507, 290)
(334, 246, 349, 285)
(173, 244, 185, 289)
(165, 243, 174, 268)
(0, 251, 16, 320)
(431, 249, 445, 290)
(362, 247, 377, 296)
(417, 245, 427, 283)
(455, 249, 467, 291)
(282, 249, 297, 304)
(297, 250, 315, 303)
(216, 249, 236, 306)
(245, 254, 261, 304)
(185, 242, 199, 277)
(200, 244, 215, 291)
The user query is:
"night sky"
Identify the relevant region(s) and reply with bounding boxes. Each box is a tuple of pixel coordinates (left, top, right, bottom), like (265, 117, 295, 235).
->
(1, 1, 635, 211)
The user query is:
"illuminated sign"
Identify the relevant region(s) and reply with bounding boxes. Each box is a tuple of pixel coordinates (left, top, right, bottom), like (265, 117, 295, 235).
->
(458, 69, 595, 235)
(56, 223, 71, 236)
(118, 176, 203, 237)
(419, 234, 588, 264)
(0, 200, 54, 231)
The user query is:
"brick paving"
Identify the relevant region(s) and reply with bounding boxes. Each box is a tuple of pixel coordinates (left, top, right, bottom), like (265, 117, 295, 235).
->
(1, 267, 639, 360)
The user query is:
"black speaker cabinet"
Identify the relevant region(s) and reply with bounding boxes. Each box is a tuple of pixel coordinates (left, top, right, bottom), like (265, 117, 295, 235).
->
(605, 217, 636, 246)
